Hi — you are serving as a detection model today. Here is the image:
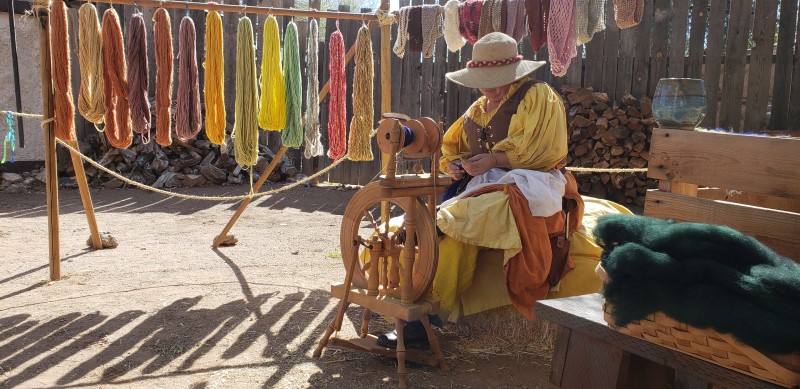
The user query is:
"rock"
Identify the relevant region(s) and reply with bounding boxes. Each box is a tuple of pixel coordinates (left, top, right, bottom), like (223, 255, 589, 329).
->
(98, 149, 120, 166)
(153, 171, 177, 189)
(59, 177, 78, 189)
(201, 151, 216, 166)
(5, 184, 24, 193)
(227, 173, 243, 185)
(119, 149, 137, 162)
(176, 151, 202, 170)
(181, 174, 207, 187)
(23, 177, 35, 186)
(35, 170, 47, 183)
(195, 140, 211, 149)
(255, 156, 269, 174)
(200, 164, 227, 183)
(103, 178, 125, 189)
(151, 154, 169, 174)
(165, 175, 182, 188)
(2, 172, 23, 183)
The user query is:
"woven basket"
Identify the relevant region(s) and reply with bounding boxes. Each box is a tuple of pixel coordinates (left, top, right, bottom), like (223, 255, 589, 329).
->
(597, 266, 800, 387)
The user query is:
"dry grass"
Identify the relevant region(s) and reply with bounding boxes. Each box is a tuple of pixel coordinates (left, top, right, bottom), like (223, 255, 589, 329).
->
(444, 306, 556, 359)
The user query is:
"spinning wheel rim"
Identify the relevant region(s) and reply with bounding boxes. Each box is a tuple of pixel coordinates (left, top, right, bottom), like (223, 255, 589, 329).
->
(340, 182, 438, 302)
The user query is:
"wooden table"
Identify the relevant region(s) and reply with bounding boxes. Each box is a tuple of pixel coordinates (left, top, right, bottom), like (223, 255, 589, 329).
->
(535, 294, 784, 389)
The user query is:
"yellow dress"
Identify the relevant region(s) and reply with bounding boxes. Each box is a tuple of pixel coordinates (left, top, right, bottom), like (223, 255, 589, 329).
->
(434, 78, 631, 321)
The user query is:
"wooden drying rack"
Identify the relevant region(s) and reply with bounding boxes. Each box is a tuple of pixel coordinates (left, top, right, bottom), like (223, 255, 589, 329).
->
(35, 0, 393, 280)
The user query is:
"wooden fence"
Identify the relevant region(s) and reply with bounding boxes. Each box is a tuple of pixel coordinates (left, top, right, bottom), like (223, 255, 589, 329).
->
(69, 0, 799, 185)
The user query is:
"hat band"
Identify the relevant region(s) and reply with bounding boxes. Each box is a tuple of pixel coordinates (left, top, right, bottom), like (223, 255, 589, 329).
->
(466, 54, 523, 68)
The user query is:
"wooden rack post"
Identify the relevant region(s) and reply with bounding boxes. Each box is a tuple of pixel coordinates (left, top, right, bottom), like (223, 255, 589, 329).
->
(37, 0, 60, 281)
(68, 139, 104, 249)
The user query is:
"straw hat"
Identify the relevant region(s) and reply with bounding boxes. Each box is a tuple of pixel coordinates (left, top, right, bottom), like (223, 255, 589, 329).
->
(446, 32, 545, 89)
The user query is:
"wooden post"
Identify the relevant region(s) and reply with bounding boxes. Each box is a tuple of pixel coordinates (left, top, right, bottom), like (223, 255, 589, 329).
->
(67, 140, 103, 249)
(213, 25, 377, 247)
(38, 0, 60, 281)
(380, 0, 392, 222)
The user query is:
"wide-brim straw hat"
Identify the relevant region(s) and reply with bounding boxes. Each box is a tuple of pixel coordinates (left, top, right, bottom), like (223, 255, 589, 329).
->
(446, 32, 545, 89)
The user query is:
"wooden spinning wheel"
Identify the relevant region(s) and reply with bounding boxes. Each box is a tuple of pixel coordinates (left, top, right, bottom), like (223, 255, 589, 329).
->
(340, 182, 437, 303)
(314, 113, 451, 388)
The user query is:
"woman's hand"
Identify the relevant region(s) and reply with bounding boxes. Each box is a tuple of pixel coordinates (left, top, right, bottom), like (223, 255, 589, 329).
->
(447, 161, 465, 180)
(461, 153, 497, 176)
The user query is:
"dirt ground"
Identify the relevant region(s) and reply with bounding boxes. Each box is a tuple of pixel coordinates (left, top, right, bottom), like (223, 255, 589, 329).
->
(0, 184, 554, 388)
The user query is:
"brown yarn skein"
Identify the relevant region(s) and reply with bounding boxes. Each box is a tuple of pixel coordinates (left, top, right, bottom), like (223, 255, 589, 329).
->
(101, 8, 132, 149)
(153, 8, 174, 146)
(175, 16, 201, 141)
(51, 0, 76, 141)
(127, 13, 151, 143)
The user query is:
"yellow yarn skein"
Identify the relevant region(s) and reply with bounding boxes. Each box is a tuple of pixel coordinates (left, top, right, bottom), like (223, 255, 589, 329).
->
(204, 10, 226, 145)
(348, 25, 375, 161)
(257, 16, 287, 131)
(77, 3, 105, 124)
(233, 17, 259, 167)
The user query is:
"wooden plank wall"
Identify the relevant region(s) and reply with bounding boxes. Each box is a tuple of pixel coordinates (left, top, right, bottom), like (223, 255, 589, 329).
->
(72, 0, 800, 186)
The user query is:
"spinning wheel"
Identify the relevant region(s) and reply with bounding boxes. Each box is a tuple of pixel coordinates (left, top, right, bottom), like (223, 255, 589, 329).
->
(314, 113, 451, 388)
(340, 182, 437, 303)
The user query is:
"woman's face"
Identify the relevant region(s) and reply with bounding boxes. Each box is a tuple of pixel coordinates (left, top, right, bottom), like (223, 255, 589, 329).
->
(479, 84, 512, 102)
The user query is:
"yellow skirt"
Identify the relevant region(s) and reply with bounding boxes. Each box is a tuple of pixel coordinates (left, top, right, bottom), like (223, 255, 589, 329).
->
(434, 196, 633, 322)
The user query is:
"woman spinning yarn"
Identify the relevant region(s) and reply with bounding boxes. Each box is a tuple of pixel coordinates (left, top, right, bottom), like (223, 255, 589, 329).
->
(378, 32, 631, 348)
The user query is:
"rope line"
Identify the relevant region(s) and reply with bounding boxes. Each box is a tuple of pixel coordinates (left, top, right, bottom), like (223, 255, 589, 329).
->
(2, 110, 650, 199)
(567, 167, 647, 173)
(56, 137, 351, 202)
(0, 111, 47, 120)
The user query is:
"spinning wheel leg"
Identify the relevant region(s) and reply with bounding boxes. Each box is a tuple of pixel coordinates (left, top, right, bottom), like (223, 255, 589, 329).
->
(360, 308, 371, 338)
(313, 302, 350, 358)
(395, 318, 408, 389)
(421, 314, 449, 371)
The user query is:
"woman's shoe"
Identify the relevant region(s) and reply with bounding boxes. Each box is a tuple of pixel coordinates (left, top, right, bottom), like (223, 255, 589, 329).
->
(376, 320, 430, 350)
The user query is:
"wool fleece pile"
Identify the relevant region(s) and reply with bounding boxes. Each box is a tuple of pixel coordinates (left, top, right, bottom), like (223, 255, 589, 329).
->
(595, 214, 800, 354)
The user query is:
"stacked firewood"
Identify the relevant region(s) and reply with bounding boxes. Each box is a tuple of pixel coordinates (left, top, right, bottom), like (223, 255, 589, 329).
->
(61, 130, 301, 190)
(562, 85, 658, 207)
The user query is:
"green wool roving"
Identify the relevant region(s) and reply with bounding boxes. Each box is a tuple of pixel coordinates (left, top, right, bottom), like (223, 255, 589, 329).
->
(595, 214, 800, 354)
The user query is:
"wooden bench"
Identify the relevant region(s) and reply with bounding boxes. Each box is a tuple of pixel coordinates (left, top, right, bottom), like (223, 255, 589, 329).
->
(535, 128, 800, 389)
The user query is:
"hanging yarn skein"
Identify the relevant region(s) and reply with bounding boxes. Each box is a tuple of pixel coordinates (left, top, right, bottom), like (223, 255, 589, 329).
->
(127, 13, 151, 143)
(348, 25, 374, 162)
(304, 19, 324, 158)
(204, 11, 226, 146)
(548, 0, 577, 76)
(281, 22, 303, 148)
(443, 0, 465, 52)
(526, 0, 550, 52)
(258, 16, 287, 131)
(101, 8, 133, 149)
(327, 24, 347, 161)
(77, 3, 105, 125)
(2, 112, 15, 164)
(153, 8, 173, 146)
(176, 16, 202, 141)
(51, 0, 76, 141)
(233, 17, 259, 167)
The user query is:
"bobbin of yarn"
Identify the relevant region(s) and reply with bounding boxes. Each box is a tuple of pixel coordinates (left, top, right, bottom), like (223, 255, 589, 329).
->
(376, 115, 440, 160)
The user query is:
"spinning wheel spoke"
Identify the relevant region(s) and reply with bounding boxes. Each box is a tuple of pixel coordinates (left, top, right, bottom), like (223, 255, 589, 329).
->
(340, 182, 437, 302)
